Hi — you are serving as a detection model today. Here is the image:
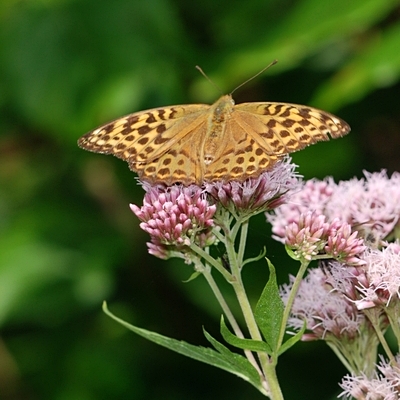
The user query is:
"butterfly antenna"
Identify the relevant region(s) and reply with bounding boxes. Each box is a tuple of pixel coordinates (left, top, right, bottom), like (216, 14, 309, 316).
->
(196, 65, 223, 95)
(230, 59, 278, 95)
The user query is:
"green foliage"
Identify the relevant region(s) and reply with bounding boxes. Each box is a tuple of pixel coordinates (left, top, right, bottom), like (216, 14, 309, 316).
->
(103, 302, 268, 395)
(254, 260, 284, 356)
(1, 0, 400, 399)
(220, 316, 272, 354)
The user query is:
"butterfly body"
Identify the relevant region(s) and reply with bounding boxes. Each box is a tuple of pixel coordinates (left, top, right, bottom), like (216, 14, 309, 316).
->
(203, 95, 234, 166)
(78, 94, 350, 185)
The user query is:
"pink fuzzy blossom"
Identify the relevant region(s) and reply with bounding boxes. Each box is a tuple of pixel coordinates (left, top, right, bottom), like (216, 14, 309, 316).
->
(205, 157, 300, 218)
(267, 178, 335, 239)
(130, 183, 216, 260)
(284, 212, 366, 264)
(327, 242, 400, 311)
(327, 171, 400, 240)
(268, 170, 400, 246)
(339, 355, 400, 400)
(325, 219, 366, 265)
(354, 241, 400, 309)
(280, 268, 366, 341)
(324, 261, 370, 304)
(284, 211, 329, 261)
(282, 267, 381, 375)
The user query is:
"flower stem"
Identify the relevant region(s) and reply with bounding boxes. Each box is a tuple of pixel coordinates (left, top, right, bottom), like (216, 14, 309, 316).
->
(364, 308, 395, 364)
(189, 242, 233, 281)
(326, 342, 354, 373)
(224, 229, 283, 400)
(230, 272, 283, 399)
(277, 259, 310, 349)
(200, 263, 265, 379)
(386, 305, 400, 350)
(237, 220, 249, 266)
(197, 206, 284, 398)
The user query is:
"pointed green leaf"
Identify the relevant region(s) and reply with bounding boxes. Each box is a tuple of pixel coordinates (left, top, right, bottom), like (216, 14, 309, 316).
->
(220, 316, 272, 354)
(312, 13, 400, 111)
(254, 259, 284, 353)
(278, 321, 307, 356)
(183, 270, 201, 282)
(284, 245, 300, 261)
(242, 247, 266, 267)
(203, 329, 267, 395)
(103, 302, 267, 396)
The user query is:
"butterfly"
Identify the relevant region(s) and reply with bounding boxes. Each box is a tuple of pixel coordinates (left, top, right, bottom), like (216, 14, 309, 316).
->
(78, 93, 350, 186)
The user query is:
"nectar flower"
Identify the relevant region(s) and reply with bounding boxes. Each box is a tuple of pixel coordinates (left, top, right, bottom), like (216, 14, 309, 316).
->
(325, 219, 366, 265)
(323, 260, 391, 335)
(282, 267, 380, 374)
(339, 355, 400, 399)
(281, 268, 365, 341)
(354, 241, 400, 309)
(131, 183, 217, 260)
(284, 211, 329, 261)
(268, 170, 400, 245)
(324, 261, 370, 304)
(206, 157, 300, 219)
(267, 177, 336, 239)
(283, 212, 366, 264)
(327, 171, 400, 240)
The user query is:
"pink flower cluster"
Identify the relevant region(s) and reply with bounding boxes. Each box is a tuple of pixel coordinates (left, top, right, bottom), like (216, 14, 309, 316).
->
(339, 355, 400, 400)
(268, 170, 400, 243)
(205, 158, 300, 218)
(267, 178, 336, 239)
(131, 158, 301, 260)
(328, 242, 400, 310)
(268, 170, 400, 265)
(280, 268, 365, 341)
(284, 211, 365, 265)
(130, 184, 216, 260)
(327, 171, 400, 240)
(361, 242, 400, 307)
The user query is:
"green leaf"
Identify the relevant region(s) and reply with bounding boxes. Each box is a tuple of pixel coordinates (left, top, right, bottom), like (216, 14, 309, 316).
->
(220, 316, 272, 354)
(195, 0, 399, 103)
(313, 20, 400, 110)
(254, 259, 284, 353)
(278, 321, 307, 356)
(203, 329, 267, 395)
(284, 245, 300, 261)
(182, 270, 201, 282)
(103, 302, 267, 396)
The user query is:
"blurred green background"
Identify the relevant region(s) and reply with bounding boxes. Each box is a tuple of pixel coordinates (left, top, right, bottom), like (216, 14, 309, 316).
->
(1, 0, 400, 399)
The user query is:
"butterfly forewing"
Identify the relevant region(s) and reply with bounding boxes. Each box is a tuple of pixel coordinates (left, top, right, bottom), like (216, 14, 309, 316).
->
(233, 102, 350, 154)
(78, 94, 350, 185)
(78, 104, 208, 162)
(135, 120, 208, 185)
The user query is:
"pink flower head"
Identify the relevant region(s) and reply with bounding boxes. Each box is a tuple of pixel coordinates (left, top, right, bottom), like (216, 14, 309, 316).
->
(284, 211, 329, 261)
(283, 212, 366, 264)
(324, 261, 370, 303)
(326, 241, 400, 312)
(206, 157, 300, 218)
(325, 170, 400, 241)
(268, 170, 400, 246)
(354, 241, 400, 309)
(325, 219, 366, 266)
(339, 355, 400, 399)
(267, 177, 336, 239)
(130, 183, 217, 260)
(280, 268, 365, 341)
